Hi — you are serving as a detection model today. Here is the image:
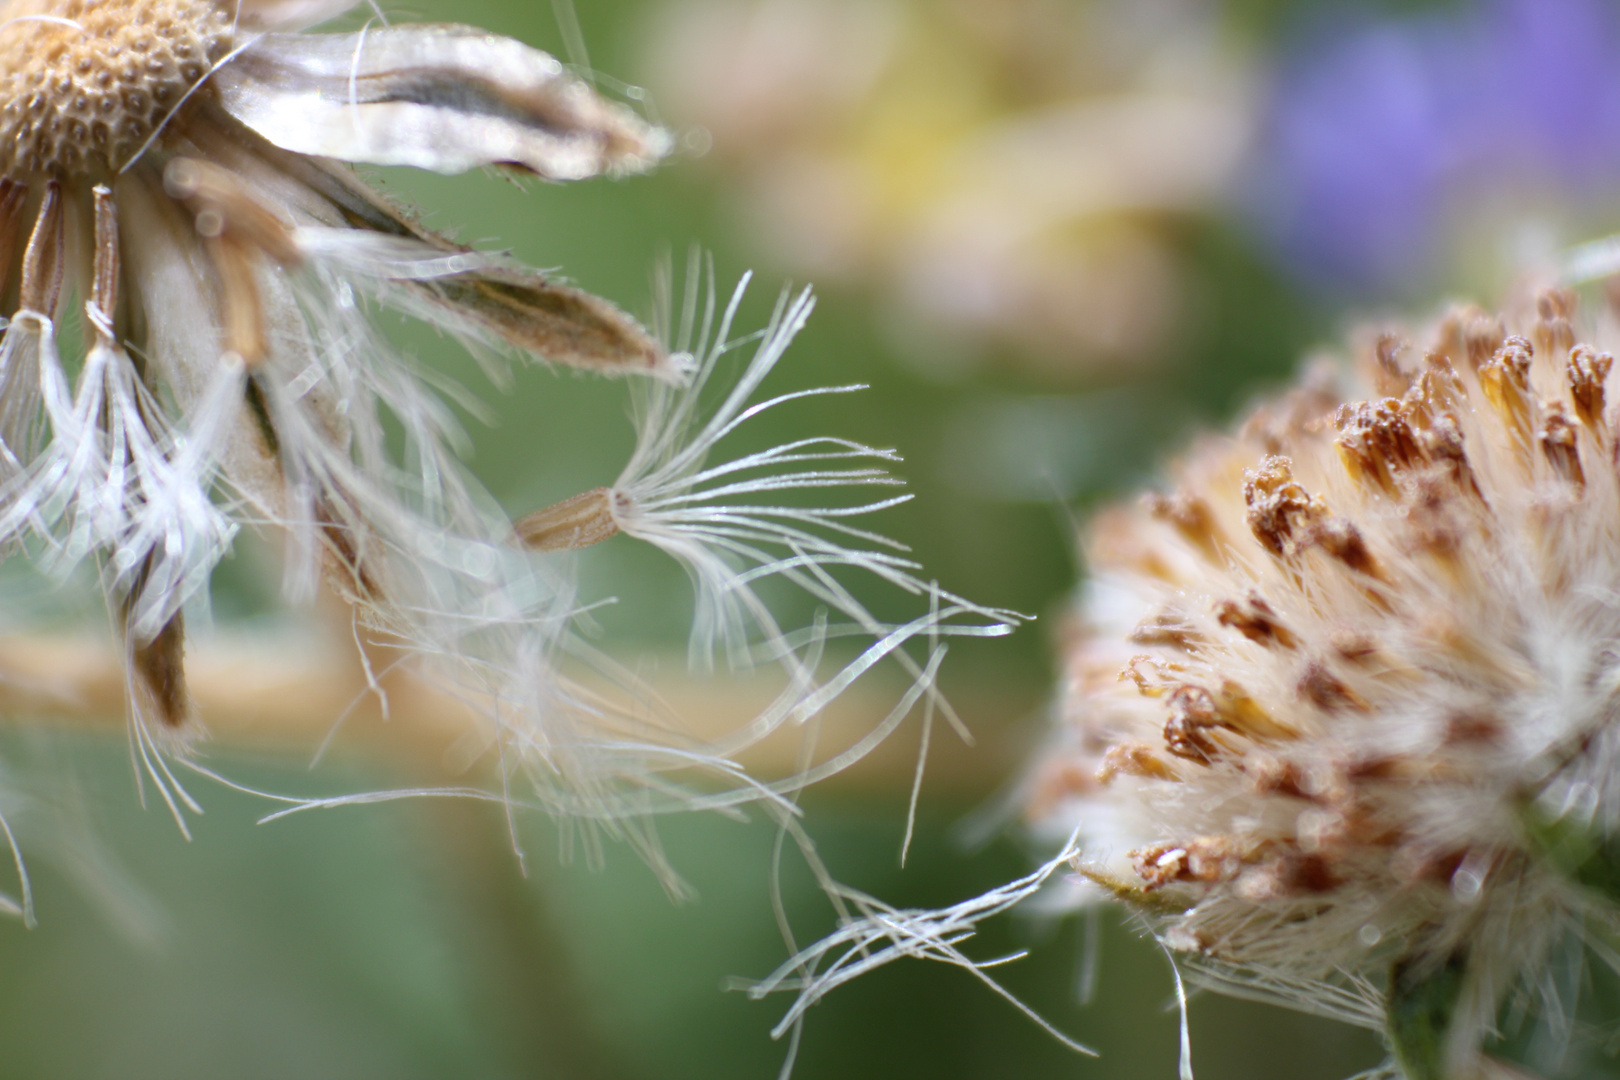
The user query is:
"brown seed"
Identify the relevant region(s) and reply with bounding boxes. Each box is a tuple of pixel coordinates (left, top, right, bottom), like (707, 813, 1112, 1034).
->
(132, 612, 188, 728)
(515, 487, 623, 552)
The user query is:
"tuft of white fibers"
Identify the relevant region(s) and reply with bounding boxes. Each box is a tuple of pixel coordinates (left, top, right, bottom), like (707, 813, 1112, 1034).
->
(0, 309, 238, 641)
(0, 312, 57, 484)
(594, 255, 1022, 803)
(746, 827, 1094, 1067)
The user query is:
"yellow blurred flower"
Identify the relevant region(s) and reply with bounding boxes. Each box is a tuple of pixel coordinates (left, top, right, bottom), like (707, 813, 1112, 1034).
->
(643, 0, 1254, 378)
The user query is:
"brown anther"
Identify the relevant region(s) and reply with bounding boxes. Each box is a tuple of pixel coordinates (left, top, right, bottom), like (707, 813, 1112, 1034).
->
(515, 487, 622, 552)
(1297, 660, 1368, 712)
(1416, 415, 1486, 503)
(1144, 490, 1224, 564)
(1239, 363, 1342, 452)
(1334, 399, 1426, 495)
(1406, 354, 1470, 427)
(1534, 288, 1578, 360)
(1479, 337, 1536, 444)
(1243, 455, 1325, 558)
(1238, 851, 1340, 899)
(1566, 345, 1612, 430)
(1163, 684, 1225, 762)
(1129, 610, 1203, 651)
(1442, 711, 1503, 746)
(1539, 404, 1584, 489)
(1131, 842, 1188, 889)
(1341, 755, 1405, 782)
(1090, 506, 1178, 583)
(1393, 846, 1468, 888)
(1246, 755, 1312, 800)
(1120, 654, 1185, 698)
(1097, 742, 1177, 784)
(1133, 836, 1254, 890)
(1215, 679, 1287, 738)
(1304, 516, 1387, 581)
(1538, 288, 1577, 321)
(1440, 306, 1505, 371)
(1402, 476, 1463, 560)
(1330, 629, 1379, 663)
(1369, 332, 1413, 397)
(17, 180, 64, 315)
(1215, 592, 1298, 649)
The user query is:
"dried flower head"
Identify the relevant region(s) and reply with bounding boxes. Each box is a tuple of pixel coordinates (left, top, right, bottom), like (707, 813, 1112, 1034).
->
(760, 286, 1620, 1078)
(0, 0, 1005, 858)
(1022, 287, 1620, 1077)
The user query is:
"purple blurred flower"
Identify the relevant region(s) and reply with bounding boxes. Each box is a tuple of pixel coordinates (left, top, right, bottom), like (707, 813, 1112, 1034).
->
(1252, 0, 1620, 297)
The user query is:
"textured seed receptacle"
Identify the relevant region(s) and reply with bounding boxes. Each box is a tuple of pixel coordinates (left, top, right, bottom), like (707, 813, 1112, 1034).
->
(0, 0, 232, 176)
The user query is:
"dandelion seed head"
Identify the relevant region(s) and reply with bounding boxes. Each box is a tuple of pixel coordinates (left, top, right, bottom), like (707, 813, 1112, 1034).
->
(0, 0, 232, 176)
(1027, 286, 1620, 1073)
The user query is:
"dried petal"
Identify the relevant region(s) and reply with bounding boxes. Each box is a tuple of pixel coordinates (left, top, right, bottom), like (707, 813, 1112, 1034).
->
(218, 26, 672, 179)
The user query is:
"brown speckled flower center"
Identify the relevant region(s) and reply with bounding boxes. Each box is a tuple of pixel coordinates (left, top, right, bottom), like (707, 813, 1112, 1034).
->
(0, 0, 232, 176)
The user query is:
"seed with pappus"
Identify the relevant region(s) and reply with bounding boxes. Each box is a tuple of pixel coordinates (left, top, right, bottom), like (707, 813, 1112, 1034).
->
(0, 0, 1012, 858)
(1027, 288, 1620, 1078)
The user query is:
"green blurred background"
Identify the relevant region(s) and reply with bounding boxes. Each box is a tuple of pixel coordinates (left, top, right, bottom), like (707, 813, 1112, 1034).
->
(9, 0, 1620, 1076)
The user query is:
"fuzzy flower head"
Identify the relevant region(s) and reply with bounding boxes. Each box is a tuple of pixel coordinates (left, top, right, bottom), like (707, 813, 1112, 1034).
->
(1025, 287, 1620, 1078)
(0, 0, 998, 855)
